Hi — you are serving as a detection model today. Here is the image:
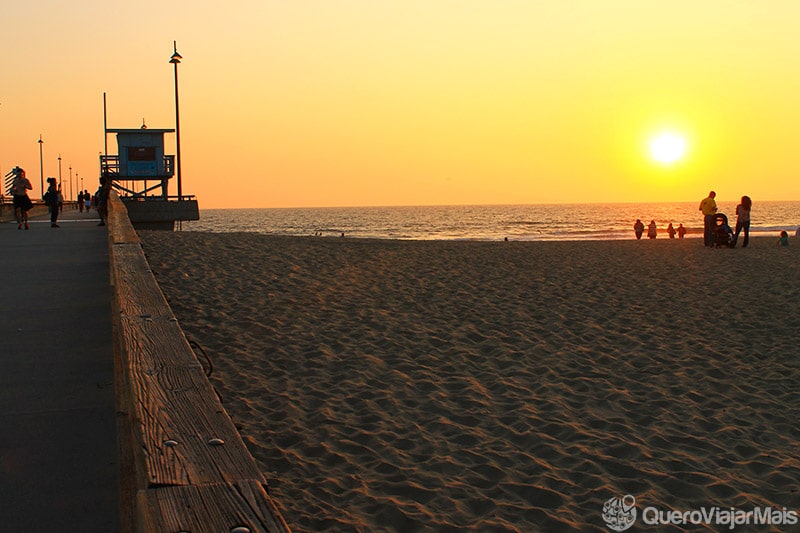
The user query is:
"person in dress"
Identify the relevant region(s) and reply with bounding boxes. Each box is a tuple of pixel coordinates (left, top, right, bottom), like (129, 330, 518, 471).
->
(733, 195, 752, 248)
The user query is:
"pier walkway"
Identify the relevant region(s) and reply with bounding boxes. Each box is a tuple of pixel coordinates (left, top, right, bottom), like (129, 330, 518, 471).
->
(0, 207, 119, 531)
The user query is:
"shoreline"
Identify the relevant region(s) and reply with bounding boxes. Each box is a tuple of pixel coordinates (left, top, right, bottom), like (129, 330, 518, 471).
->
(177, 202, 800, 243)
(141, 232, 800, 531)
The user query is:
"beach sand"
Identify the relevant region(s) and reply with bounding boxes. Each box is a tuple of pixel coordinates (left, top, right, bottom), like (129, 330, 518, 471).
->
(140, 233, 800, 532)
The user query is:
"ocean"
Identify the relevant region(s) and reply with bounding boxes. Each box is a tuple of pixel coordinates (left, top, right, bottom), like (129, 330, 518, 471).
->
(180, 201, 800, 241)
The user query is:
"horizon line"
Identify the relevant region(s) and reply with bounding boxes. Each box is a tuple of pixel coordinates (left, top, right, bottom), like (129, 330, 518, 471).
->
(202, 199, 800, 210)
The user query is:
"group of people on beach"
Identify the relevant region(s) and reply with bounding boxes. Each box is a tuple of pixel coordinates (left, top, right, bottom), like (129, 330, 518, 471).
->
(6, 166, 111, 229)
(636, 192, 790, 247)
(633, 219, 686, 240)
(699, 190, 753, 247)
(633, 191, 760, 248)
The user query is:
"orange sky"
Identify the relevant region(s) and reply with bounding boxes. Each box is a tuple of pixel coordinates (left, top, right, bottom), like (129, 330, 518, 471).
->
(3, 1, 800, 208)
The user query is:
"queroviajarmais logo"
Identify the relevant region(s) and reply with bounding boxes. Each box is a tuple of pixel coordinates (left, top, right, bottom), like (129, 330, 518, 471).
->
(602, 494, 637, 531)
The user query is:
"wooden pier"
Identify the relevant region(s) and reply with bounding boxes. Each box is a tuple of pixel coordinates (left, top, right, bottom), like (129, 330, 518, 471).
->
(108, 192, 291, 532)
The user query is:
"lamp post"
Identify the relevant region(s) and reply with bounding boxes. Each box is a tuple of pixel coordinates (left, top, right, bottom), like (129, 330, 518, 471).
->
(69, 165, 73, 204)
(169, 41, 183, 201)
(38, 135, 44, 197)
(79, 172, 82, 195)
(57, 154, 62, 211)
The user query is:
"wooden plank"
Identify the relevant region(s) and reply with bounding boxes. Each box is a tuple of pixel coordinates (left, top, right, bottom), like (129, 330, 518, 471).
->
(111, 242, 176, 319)
(118, 313, 198, 370)
(108, 192, 140, 245)
(137, 481, 291, 532)
(108, 191, 293, 532)
(119, 315, 266, 487)
(111, 263, 139, 533)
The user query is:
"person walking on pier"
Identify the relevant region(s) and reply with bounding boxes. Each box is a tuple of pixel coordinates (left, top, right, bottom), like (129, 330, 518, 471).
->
(11, 167, 33, 230)
(95, 177, 111, 226)
(44, 177, 60, 228)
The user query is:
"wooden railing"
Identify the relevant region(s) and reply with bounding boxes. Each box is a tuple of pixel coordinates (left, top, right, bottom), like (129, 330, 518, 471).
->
(108, 192, 291, 532)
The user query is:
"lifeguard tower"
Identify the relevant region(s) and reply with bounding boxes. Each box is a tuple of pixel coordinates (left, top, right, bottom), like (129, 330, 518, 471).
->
(100, 126, 199, 230)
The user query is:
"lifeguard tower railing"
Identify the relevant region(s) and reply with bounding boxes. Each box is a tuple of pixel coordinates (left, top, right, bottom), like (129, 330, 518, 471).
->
(100, 154, 176, 198)
(99, 154, 199, 230)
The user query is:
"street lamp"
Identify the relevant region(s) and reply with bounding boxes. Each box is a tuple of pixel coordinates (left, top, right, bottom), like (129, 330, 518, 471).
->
(169, 41, 183, 201)
(58, 154, 62, 211)
(69, 165, 73, 204)
(38, 135, 44, 197)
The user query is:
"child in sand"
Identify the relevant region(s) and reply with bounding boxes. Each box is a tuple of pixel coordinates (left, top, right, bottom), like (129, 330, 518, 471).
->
(777, 230, 789, 246)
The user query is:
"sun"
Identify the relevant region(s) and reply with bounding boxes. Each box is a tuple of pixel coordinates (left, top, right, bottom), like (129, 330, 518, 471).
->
(649, 132, 687, 165)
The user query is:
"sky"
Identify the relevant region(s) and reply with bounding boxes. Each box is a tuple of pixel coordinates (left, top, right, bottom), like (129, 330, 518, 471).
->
(3, 1, 800, 209)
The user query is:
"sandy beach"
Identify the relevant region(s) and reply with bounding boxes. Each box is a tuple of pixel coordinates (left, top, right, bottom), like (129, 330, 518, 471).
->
(140, 232, 800, 532)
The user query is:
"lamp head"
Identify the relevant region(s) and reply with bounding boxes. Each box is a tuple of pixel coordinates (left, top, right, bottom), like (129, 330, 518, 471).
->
(170, 40, 182, 63)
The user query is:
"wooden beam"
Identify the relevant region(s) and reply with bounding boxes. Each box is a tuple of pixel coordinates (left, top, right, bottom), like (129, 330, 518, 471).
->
(108, 193, 292, 532)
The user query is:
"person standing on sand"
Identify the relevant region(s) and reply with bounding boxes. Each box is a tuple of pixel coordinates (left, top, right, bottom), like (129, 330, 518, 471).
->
(11, 167, 33, 230)
(633, 219, 645, 240)
(733, 195, 752, 248)
(699, 191, 717, 247)
(677, 223, 686, 239)
(667, 223, 676, 239)
(647, 220, 657, 239)
(778, 230, 789, 246)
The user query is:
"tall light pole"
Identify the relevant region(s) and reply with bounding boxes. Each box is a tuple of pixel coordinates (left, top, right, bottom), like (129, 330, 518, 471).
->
(69, 165, 73, 203)
(58, 154, 62, 191)
(38, 135, 44, 197)
(169, 41, 183, 201)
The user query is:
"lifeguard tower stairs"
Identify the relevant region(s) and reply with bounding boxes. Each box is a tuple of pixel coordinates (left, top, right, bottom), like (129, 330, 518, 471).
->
(100, 127, 198, 230)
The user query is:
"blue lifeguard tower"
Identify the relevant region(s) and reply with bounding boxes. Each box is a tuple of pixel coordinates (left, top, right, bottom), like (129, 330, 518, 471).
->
(100, 126, 199, 230)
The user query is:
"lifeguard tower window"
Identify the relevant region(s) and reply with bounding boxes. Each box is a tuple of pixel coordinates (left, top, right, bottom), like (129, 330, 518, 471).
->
(129, 146, 156, 161)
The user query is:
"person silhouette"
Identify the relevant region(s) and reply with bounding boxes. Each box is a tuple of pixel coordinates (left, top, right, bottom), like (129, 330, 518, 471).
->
(699, 191, 718, 247)
(733, 195, 752, 248)
(633, 219, 645, 240)
(11, 167, 33, 230)
(647, 220, 657, 239)
(44, 177, 60, 228)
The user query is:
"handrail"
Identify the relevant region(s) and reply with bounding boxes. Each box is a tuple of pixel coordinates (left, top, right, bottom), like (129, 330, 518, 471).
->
(107, 192, 291, 532)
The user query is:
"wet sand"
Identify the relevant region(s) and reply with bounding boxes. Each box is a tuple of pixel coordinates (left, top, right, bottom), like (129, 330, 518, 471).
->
(140, 232, 800, 532)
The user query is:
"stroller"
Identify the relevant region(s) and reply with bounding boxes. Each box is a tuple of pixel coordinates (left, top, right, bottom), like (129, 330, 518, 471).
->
(712, 213, 735, 248)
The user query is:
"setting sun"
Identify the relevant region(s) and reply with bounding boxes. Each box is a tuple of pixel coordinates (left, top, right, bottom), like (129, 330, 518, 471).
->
(649, 132, 688, 165)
